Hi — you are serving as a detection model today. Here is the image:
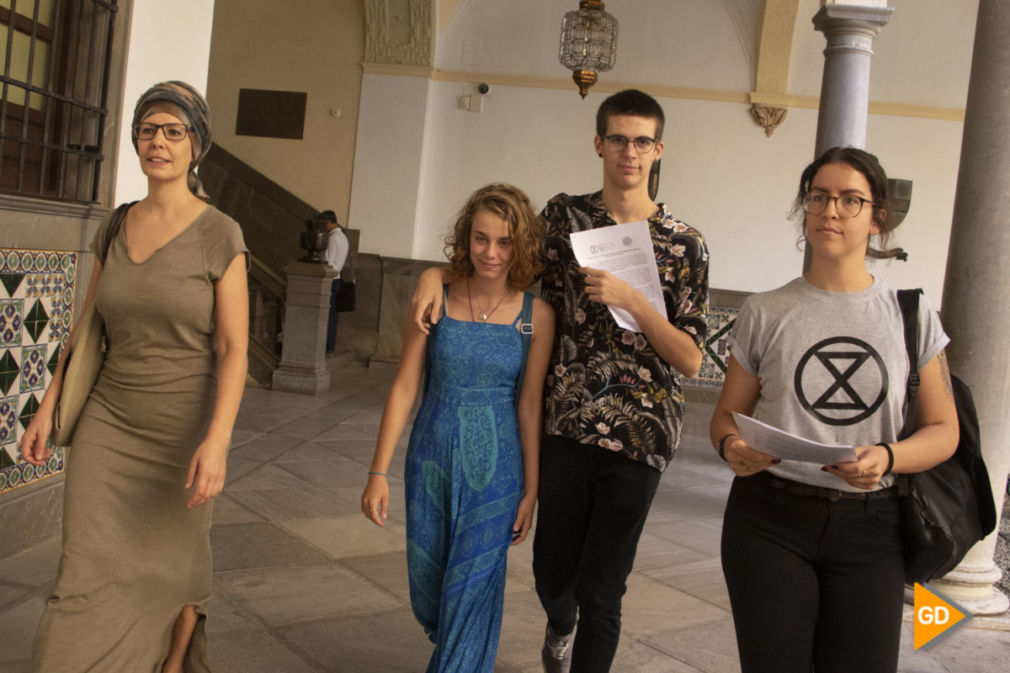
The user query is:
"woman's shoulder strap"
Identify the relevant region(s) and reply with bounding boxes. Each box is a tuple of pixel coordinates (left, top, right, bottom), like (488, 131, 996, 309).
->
(98, 201, 134, 259)
(513, 292, 535, 403)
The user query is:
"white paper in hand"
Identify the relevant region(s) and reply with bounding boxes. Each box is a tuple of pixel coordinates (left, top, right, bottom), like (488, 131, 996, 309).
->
(731, 412, 858, 464)
(569, 220, 667, 332)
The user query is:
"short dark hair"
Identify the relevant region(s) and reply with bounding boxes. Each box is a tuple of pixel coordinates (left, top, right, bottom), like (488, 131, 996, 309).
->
(596, 89, 665, 140)
(318, 209, 338, 224)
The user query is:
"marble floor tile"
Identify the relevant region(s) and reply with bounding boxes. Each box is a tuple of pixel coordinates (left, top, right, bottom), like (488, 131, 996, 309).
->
(620, 574, 729, 638)
(273, 440, 349, 463)
(228, 432, 306, 462)
(268, 414, 347, 441)
(313, 421, 382, 442)
(211, 494, 265, 526)
(642, 516, 725, 557)
(632, 532, 712, 572)
(278, 607, 433, 673)
(639, 558, 731, 610)
(225, 463, 310, 491)
(280, 515, 407, 559)
(340, 552, 412, 603)
(229, 485, 356, 522)
(229, 428, 265, 448)
(0, 594, 45, 664)
(277, 458, 374, 489)
(210, 521, 329, 572)
(496, 589, 552, 670)
(636, 615, 740, 673)
(205, 589, 264, 636)
(208, 625, 320, 673)
(215, 561, 401, 627)
(0, 538, 60, 588)
(223, 454, 261, 487)
(0, 581, 30, 611)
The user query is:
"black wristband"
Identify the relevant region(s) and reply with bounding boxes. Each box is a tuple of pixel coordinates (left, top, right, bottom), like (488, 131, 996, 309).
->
(876, 442, 895, 475)
(717, 433, 738, 462)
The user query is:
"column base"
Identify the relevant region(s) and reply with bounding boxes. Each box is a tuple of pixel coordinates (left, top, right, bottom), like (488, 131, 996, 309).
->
(272, 364, 331, 395)
(904, 564, 1010, 616)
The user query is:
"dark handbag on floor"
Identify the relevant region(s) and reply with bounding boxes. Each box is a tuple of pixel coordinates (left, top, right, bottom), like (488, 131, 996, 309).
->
(51, 203, 130, 446)
(896, 289, 997, 583)
(334, 278, 356, 312)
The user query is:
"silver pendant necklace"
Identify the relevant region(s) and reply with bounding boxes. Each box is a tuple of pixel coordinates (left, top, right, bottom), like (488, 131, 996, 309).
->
(467, 279, 509, 322)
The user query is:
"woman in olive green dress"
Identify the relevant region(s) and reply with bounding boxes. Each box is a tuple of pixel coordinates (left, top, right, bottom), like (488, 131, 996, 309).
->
(21, 81, 249, 673)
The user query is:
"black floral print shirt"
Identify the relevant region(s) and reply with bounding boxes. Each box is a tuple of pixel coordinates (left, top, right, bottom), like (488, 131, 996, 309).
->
(540, 192, 709, 472)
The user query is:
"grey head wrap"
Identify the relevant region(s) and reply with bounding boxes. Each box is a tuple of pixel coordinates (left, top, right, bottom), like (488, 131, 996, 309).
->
(132, 80, 212, 201)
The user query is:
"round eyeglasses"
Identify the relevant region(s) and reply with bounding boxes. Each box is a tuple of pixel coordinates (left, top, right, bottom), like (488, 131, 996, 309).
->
(603, 134, 657, 154)
(132, 122, 192, 142)
(801, 191, 874, 218)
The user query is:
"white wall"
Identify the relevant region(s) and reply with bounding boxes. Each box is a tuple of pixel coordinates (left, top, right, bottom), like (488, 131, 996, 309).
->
(400, 82, 961, 305)
(350, 0, 973, 308)
(206, 0, 364, 223)
(349, 73, 432, 259)
(114, 1, 217, 205)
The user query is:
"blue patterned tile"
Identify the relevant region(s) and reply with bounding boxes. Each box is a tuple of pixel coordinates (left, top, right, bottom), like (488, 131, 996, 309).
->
(0, 300, 24, 346)
(20, 346, 47, 393)
(0, 249, 77, 494)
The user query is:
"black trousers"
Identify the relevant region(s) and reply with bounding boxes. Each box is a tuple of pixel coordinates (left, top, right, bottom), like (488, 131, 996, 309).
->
(721, 471, 905, 673)
(533, 434, 661, 673)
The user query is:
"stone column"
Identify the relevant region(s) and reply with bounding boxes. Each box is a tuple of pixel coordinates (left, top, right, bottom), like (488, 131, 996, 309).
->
(812, 3, 893, 156)
(932, 0, 1010, 616)
(272, 262, 336, 395)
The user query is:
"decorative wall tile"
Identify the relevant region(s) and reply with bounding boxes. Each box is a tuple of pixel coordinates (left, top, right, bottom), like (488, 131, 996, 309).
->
(0, 248, 77, 495)
(696, 304, 739, 389)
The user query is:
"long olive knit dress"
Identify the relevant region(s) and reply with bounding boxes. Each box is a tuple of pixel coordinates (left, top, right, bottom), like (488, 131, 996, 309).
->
(31, 204, 247, 673)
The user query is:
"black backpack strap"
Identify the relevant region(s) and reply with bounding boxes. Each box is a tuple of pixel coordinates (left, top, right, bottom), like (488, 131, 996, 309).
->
(896, 289, 922, 440)
(514, 292, 534, 404)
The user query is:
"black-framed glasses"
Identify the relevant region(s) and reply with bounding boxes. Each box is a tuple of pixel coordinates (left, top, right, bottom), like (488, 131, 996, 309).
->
(603, 134, 657, 153)
(801, 191, 874, 218)
(132, 122, 192, 142)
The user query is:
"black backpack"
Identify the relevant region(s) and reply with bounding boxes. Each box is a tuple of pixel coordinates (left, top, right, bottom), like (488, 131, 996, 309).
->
(896, 289, 997, 583)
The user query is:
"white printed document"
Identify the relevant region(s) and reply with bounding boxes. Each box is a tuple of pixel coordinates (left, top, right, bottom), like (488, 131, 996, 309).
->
(569, 220, 667, 333)
(731, 412, 858, 464)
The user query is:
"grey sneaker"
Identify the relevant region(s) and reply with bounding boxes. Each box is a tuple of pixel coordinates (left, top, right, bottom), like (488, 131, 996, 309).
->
(541, 623, 575, 673)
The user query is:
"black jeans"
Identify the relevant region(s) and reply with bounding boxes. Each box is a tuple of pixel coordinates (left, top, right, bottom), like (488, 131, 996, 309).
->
(721, 471, 905, 673)
(533, 434, 661, 673)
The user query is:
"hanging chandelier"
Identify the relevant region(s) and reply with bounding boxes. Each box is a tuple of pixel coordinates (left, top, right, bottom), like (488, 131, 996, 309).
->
(559, 0, 619, 98)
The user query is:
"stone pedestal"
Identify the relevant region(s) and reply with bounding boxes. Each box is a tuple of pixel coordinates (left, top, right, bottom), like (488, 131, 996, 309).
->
(272, 262, 336, 395)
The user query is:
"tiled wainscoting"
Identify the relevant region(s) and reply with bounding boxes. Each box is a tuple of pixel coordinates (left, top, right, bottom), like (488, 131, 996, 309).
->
(685, 289, 749, 402)
(0, 249, 77, 495)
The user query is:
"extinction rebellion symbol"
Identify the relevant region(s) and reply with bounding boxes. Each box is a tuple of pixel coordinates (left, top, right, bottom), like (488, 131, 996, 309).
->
(794, 336, 888, 426)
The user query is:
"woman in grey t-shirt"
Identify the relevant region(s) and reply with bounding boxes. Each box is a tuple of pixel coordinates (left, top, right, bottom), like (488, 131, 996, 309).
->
(710, 148, 958, 673)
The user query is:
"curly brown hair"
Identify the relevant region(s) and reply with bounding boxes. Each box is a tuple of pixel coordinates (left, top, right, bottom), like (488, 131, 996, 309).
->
(443, 183, 545, 290)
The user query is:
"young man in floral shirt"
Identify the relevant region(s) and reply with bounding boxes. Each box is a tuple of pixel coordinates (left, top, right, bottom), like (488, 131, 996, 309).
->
(411, 89, 708, 673)
(531, 89, 708, 673)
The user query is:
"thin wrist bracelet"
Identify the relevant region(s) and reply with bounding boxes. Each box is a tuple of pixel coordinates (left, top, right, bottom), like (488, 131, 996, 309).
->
(367, 470, 388, 477)
(717, 433, 738, 462)
(876, 443, 895, 475)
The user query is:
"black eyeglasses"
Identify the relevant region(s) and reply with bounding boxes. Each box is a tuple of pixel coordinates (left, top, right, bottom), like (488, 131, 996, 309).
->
(603, 135, 657, 153)
(132, 122, 192, 142)
(801, 191, 874, 218)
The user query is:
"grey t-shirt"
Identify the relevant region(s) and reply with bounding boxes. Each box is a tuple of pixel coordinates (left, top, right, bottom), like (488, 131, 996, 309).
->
(730, 277, 948, 491)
